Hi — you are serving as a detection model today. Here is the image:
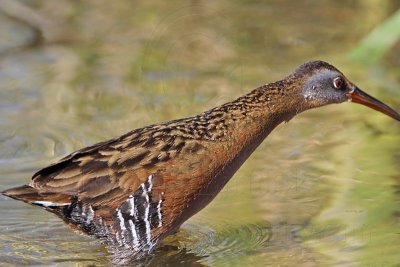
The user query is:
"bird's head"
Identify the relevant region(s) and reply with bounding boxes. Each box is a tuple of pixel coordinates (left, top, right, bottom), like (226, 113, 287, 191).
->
(293, 61, 400, 121)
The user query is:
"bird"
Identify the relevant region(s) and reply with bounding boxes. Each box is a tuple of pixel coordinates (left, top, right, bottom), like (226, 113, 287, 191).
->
(2, 60, 400, 261)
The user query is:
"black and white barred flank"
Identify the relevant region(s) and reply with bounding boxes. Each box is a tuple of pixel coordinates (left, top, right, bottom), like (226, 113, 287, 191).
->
(33, 174, 164, 254)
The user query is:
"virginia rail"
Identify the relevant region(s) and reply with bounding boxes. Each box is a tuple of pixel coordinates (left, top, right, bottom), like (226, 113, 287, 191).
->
(2, 61, 400, 261)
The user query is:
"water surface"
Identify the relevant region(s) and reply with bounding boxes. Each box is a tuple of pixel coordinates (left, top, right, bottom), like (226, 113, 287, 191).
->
(0, 1, 399, 266)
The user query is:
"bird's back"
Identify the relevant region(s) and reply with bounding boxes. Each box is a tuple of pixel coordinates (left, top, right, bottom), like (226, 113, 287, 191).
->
(2, 106, 247, 258)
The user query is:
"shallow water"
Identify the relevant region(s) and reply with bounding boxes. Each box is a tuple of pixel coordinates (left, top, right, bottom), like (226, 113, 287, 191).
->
(0, 1, 399, 266)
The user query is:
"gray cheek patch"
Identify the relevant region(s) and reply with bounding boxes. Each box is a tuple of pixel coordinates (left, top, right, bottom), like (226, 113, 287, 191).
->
(301, 70, 346, 104)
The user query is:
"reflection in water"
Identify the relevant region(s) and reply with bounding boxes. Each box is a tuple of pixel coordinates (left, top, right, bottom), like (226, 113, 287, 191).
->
(0, 0, 399, 266)
(148, 222, 272, 267)
(120, 246, 208, 267)
(183, 222, 271, 254)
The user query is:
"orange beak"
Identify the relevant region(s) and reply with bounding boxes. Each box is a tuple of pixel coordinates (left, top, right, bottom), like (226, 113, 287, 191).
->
(348, 87, 400, 122)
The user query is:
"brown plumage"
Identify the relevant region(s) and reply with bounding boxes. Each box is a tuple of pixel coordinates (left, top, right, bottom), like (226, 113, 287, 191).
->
(2, 61, 400, 261)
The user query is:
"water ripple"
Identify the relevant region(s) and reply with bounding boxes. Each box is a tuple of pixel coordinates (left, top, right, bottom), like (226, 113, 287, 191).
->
(175, 222, 272, 263)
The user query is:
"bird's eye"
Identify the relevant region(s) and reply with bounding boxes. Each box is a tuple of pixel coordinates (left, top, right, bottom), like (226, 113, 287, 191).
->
(333, 77, 344, 89)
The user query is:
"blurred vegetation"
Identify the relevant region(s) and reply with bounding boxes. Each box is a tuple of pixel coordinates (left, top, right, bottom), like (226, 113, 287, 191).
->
(349, 8, 400, 64)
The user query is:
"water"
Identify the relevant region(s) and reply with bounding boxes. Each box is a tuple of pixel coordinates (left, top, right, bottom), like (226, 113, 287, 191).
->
(0, 1, 399, 266)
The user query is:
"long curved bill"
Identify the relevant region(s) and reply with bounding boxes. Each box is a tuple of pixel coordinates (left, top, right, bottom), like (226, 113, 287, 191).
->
(348, 87, 400, 122)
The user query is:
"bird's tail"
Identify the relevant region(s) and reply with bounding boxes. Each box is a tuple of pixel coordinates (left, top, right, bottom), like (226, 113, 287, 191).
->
(2, 184, 72, 209)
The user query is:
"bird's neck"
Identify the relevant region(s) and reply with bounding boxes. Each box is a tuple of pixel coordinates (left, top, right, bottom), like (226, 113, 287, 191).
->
(202, 81, 304, 144)
(198, 81, 305, 189)
(169, 83, 305, 225)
